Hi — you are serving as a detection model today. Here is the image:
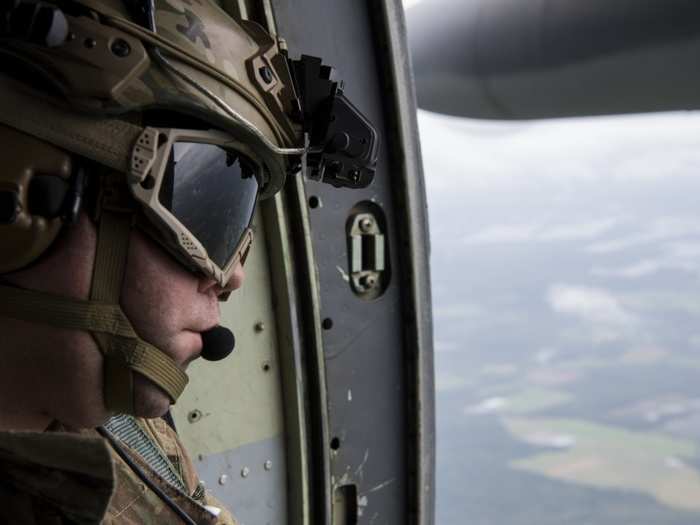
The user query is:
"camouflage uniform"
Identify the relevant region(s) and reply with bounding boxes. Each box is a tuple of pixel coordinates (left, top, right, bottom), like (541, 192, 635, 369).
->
(0, 418, 237, 525)
(99, 417, 238, 525)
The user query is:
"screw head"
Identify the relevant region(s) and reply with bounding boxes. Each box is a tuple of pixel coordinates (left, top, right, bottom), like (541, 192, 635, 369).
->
(259, 66, 274, 84)
(218, 474, 228, 485)
(241, 467, 250, 478)
(360, 275, 377, 289)
(264, 460, 272, 471)
(359, 217, 373, 232)
(84, 37, 97, 49)
(111, 38, 131, 57)
(187, 409, 202, 423)
(254, 321, 265, 333)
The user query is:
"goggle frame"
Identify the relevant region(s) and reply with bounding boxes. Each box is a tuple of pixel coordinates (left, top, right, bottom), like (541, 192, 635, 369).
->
(128, 127, 263, 288)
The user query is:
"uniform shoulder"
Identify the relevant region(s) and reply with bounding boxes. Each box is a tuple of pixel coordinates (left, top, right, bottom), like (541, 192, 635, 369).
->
(0, 430, 114, 524)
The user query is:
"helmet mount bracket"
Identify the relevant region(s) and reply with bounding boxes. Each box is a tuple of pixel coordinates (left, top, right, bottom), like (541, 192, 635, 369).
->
(288, 55, 379, 189)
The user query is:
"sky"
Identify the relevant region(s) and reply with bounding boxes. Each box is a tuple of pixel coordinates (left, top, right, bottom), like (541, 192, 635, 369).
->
(420, 108, 700, 523)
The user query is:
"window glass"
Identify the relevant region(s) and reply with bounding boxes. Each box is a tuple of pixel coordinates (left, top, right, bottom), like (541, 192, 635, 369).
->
(424, 111, 700, 524)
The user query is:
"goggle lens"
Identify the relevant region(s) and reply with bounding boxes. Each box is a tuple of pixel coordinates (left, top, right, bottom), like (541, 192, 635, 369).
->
(158, 142, 259, 269)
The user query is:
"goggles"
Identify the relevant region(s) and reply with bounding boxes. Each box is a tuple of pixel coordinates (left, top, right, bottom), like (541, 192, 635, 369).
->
(129, 127, 264, 289)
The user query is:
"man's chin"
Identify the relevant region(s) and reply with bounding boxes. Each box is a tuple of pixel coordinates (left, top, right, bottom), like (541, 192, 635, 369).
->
(132, 375, 172, 418)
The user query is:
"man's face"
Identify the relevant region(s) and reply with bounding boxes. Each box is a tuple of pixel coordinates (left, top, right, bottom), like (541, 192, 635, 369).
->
(123, 222, 243, 417)
(1, 212, 243, 429)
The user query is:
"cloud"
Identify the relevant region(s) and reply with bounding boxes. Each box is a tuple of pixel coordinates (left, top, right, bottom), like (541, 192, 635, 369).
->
(434, 340, 462, 353)
(621, 291, 700, 317)
(591, 242, 700, 279)
(418, 110, 700, 199)
(539, 220, 621, 241)
(547, 284, 639, 343)
(436, 372, 470, 392)
(433, 303, 485, 320)
(464, 218, 619, 245)
(591, 260, 668, 279)
(463, 224, 537, 244)
(465, 397, 509, 415)
(586, 217, 700, 254)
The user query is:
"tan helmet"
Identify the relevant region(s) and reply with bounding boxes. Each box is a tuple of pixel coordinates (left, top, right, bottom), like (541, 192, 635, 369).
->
(0, 0, 378, 416)
(1, 0, 304, 195)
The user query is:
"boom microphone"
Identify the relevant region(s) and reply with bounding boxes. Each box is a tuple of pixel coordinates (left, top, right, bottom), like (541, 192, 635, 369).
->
(200, 325, 235, 362)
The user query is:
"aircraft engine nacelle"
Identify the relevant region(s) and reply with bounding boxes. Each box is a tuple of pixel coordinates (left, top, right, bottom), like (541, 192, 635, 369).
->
(407, 0, 700, 119)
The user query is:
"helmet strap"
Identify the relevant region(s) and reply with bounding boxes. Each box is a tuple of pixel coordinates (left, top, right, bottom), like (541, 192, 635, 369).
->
(90, 202, 137, 414)
(89, 169, 189, 413)
(0, 171, 189, 416)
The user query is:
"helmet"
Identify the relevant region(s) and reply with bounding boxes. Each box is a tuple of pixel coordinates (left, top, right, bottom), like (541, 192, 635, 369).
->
(0, 0, 379, 415)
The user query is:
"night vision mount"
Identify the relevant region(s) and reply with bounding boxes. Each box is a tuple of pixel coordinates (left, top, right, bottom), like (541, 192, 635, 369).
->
(289, 55, 379, 190)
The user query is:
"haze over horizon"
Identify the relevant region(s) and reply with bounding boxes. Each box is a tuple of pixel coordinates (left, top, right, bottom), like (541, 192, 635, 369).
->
(421, 109, 700, 524)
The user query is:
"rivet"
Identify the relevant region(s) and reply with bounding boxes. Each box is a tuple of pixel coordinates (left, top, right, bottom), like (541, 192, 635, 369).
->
(241, 467, 250, 478)
(254, 322, 265, 333)
(110, 38, 131, 57)
(264, 460, 272, 471)
(262, 361, 271, 373)
(218, 474, 228, 485)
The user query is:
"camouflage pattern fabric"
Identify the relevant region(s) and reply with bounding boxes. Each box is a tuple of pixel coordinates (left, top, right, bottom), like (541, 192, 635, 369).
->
(0, 430, 114, 524)
(0, 419, 238, 524)
(73, 0, 298, 149)
(97, 417, 239, 525)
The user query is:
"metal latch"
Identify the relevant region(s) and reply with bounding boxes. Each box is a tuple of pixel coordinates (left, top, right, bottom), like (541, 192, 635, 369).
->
(348, 212, 386, 298)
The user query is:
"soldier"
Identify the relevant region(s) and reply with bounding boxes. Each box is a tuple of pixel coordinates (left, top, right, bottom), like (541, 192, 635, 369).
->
(0, 0, 376, 522)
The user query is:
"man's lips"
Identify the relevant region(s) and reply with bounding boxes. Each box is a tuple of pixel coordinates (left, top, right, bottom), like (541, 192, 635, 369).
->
(165, 308, 221, 367)
(176, 330, 209, 367)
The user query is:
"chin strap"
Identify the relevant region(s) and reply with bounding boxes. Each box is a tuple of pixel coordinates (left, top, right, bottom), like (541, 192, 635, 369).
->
(0, 172, 188, 414)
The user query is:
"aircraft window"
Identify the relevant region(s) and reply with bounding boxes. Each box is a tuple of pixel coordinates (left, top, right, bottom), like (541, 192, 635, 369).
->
(423, 110, 700, 524)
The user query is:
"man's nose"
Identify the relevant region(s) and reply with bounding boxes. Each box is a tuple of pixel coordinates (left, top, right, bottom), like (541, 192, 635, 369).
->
(198, 262, 245, 296)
